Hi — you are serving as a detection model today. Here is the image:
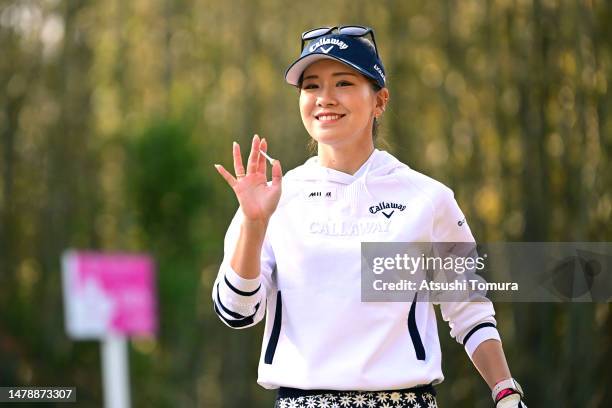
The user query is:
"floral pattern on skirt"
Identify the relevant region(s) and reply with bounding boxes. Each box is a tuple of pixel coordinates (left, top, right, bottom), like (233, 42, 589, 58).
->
(275, 389, 438, 408)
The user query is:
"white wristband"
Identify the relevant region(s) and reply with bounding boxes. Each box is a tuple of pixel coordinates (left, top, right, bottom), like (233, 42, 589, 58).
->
(492, 378, 524, 402)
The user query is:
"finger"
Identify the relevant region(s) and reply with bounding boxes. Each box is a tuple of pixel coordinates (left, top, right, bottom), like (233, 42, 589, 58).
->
(214, 164, 237, 187)
(257, 138, 267, 175)
(246, 134, 260, 175)
(232, 142, 245, 177)
(271, 159, 283, 187)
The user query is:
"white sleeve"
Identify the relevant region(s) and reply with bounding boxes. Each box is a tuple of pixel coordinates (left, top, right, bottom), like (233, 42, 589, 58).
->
(212, 207, 276, 329)
(433, 188, 501, 359)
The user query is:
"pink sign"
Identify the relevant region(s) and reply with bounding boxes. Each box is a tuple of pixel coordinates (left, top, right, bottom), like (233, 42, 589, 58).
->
(62, 251, 157, 339)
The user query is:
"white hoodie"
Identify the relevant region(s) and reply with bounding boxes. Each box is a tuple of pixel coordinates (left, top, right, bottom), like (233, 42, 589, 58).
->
(212, 149, 500, 391)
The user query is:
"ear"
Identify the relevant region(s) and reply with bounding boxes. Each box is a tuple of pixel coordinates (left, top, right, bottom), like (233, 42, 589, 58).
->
(374, 88, 390, 118)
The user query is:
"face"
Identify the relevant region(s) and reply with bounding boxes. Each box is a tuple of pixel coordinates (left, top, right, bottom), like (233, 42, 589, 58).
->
(299, 59, 386, 149)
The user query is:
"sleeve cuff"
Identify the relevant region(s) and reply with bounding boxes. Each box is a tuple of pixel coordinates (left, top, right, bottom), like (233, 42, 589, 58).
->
(464, 326, 501, 359)
(223, 263, 262, 295)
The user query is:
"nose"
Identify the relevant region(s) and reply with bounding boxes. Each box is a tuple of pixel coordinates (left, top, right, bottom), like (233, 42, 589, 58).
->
(316, 86, 338, 107)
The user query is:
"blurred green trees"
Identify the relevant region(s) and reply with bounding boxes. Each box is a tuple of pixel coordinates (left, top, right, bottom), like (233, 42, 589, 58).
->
(1, 0, 611, 407)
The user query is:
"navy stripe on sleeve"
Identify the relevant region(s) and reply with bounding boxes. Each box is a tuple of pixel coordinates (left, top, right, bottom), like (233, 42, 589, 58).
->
(215, 283, 250, 319)
(224, 274, 261, 296)
(462, 322, 497, 346)
(213, 300, 261, 328)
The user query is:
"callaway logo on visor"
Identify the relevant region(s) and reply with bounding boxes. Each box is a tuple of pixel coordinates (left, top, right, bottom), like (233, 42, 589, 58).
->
(309, 37, 349, 52)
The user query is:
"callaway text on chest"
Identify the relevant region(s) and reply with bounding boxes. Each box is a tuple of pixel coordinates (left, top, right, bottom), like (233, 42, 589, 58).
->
(369, 201, 407, 214)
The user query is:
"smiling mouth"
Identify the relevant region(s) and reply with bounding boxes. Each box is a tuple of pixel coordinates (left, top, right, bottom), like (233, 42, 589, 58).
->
(315, 114, 346, 122)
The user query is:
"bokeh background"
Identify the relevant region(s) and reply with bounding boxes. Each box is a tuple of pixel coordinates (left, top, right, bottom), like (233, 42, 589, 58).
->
(1, 0, 611, 406)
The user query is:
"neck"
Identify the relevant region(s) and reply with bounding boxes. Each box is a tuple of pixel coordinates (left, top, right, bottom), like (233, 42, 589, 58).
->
(317, 139, 375, 175)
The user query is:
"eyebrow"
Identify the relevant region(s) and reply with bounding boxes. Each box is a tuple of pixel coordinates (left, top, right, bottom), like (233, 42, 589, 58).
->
(302, 72, 358, 81)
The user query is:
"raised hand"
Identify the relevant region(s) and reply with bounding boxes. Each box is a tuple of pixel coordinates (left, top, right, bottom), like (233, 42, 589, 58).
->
(215, 135, 283, 223)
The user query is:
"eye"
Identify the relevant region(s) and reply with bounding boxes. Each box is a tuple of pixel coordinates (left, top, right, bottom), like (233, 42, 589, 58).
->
(337, 80, 353, 87)
(302, 83, 318, 90)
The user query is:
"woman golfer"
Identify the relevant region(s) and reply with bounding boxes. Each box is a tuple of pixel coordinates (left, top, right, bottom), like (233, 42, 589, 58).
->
(213, 26, 527, 408)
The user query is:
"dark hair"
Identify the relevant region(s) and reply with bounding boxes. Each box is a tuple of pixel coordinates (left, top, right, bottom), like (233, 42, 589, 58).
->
(299, 75, 385, 153)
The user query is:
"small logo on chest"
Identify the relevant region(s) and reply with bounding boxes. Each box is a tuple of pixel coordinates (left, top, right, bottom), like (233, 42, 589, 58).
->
(303, 187, 337, 201)
(369, 201, 406, 218)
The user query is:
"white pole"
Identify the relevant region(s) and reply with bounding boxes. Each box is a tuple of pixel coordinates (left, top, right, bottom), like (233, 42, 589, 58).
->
(101, 334, 131, 408)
